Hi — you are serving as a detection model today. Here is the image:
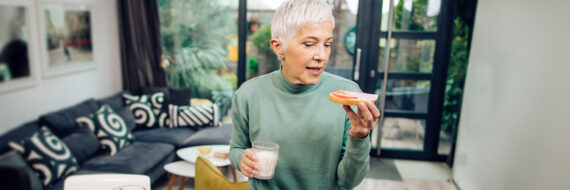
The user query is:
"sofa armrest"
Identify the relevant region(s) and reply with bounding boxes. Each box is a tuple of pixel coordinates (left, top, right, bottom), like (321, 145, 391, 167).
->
(0, 165, 33, 190)
(0, 151, 43, 190)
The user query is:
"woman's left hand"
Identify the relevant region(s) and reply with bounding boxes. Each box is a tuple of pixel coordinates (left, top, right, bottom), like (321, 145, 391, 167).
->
(343, 102, 381, 138)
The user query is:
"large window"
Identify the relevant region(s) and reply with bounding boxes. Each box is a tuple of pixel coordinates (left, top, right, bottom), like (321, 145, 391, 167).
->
(158, 0, 238, 99)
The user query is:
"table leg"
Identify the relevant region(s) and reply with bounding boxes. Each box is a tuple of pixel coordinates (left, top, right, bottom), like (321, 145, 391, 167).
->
(167, 174, 176, 190)
(179, 177, 186, 190)
(231, 167, 237, 182)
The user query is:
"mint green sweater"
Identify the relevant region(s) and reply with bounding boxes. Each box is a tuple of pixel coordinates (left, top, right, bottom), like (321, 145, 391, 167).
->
(229, 70, 371, 190)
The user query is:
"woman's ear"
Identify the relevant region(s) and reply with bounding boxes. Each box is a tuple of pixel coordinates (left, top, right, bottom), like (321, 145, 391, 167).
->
(270, 38, 284, 60)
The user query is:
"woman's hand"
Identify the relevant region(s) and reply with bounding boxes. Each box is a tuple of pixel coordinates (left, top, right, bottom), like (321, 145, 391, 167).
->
(343, 102, 381, 138)
(240, 148, 258, 178)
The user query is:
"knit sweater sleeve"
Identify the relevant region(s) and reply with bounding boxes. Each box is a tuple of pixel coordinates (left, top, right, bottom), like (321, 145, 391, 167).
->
(229, 92, 250, 171)
(336, 113, 371, 189)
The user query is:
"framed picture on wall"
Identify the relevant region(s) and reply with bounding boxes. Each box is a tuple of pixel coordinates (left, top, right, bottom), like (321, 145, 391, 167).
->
(39, 3, 95, 77)
(0, 0, 40, 94)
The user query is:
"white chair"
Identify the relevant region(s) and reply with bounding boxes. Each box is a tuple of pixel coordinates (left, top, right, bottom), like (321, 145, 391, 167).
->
(64, 174, 151, 190)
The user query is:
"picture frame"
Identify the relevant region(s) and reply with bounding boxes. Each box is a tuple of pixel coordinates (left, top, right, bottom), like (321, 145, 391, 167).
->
(39, 2, 95, 78)
(0, 0, 40, 94)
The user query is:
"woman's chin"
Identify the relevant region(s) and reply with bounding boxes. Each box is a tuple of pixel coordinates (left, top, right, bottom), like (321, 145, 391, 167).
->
(301, 76, 321, 85)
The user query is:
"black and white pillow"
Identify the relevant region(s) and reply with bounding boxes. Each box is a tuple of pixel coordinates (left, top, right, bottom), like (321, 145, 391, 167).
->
(9, 127, 79, 187)
(123, 92, 170, 128)
(169, 104, 220, 129)
(76, 105, 135, 156)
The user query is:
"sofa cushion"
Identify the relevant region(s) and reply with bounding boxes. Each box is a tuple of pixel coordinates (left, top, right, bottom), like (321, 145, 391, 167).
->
(76, 105, 135, 156)
(167, 87, 192, 106)
(119, 107, 137, 132)
(62, 128, 100, 164)
(97, 90, 131, 112)
(168, 104, 220, 129)
(0, 151, 43, 190)
(8, 127, 79, 188)
(182, 123, 232, 147)
(123, 92, 170, 129)
(0, 166, 32, 190)
(0, 121, 41, 154)
(141, 87, 192, 106)
(81, 141, 174, 174)
(40, 99, 99, 137)
(140, 87, 170, 100)
(133, 128, 197, 147)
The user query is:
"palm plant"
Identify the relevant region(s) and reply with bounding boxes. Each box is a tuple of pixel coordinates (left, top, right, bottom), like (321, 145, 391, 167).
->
(158, 0, 236, 98)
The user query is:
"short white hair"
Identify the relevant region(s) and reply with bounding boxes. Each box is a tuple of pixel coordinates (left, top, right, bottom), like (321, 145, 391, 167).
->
(271, 0, 335, 51)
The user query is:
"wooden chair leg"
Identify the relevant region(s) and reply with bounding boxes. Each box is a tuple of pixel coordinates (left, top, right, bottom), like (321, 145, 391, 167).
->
(167, 174, 176, 190)
(179, 176, 186, 190)
(231, 167, 238, 182)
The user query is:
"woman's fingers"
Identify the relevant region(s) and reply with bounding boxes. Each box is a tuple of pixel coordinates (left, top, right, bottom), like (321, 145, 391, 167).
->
(343, 105, 358, 122)
(357, 102, 374, 122)
(366, 101, 381, 120)
(241, 149, 258, 177)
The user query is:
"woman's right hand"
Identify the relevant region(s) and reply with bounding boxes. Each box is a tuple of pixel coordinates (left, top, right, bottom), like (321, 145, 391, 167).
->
(240, 148, 258, 178)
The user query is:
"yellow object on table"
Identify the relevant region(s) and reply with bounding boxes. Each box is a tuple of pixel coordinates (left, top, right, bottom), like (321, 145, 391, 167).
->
(197, 147, 212, 155)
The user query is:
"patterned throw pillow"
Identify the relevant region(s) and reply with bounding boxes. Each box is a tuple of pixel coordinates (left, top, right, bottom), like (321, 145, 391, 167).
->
(8, 127, 79, 187)
(123, 92, 170, 128)
(169, 104, 220, 129)
(76, 105, 135, 156)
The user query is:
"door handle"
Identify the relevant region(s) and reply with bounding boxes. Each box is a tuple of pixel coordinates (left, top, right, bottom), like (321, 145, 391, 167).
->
(353, 48, 362, 81)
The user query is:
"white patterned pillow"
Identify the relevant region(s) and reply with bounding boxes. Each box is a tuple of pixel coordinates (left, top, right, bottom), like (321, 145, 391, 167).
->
(123, 92, 170, 128)
(76, 105, 135, 156)
(9, 127, 79, 188)
(169, 104, 220, 128)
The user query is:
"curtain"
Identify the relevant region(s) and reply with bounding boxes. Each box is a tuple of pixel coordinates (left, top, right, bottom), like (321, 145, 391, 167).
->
(117, 0, 166, 92)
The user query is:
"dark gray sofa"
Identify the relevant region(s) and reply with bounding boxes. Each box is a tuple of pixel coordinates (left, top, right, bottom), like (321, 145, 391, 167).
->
(0, 87, 232, 190)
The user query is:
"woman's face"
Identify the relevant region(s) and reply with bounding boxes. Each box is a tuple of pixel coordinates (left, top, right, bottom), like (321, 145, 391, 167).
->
(279, 21, 333, 85)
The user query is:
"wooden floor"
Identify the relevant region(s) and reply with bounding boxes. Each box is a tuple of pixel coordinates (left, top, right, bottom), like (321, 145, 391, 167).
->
(154, 159, 459, 190)
(355, 178, 458, 190)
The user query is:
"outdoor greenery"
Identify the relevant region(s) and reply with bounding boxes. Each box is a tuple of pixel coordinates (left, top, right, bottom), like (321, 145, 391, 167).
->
(392, 0, 437, 31)
(441, 18, 469, 133)
(251, 24, 273, 57)
(158, 0, 236, 99)
(250, 24, 280, 74)
(440, 0, 476, 134)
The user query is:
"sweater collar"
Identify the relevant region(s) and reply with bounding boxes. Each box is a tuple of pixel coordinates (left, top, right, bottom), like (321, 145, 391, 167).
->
(272, 67, 320, 94)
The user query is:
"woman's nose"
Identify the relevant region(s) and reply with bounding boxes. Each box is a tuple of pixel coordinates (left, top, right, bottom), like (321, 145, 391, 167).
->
(313, 45, 327, 61)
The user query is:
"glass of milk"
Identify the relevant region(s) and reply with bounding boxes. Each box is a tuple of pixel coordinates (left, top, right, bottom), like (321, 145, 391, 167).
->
(252, 141, 279, 180)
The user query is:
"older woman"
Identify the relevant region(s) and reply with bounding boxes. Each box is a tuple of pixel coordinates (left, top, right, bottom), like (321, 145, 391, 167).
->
(229, 0, 380, 189)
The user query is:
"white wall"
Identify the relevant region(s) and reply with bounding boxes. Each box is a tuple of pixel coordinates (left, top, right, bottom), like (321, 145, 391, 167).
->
(0, 0, 122, 134)
(453, 0, 570, 189)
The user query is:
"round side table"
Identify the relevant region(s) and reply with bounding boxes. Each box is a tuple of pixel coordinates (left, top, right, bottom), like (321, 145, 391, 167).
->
(164, 161, 195, 190)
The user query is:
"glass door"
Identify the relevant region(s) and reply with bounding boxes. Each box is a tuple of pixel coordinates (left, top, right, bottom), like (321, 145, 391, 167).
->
(358, 0, 456, 161)
(231, 0, 456, 161)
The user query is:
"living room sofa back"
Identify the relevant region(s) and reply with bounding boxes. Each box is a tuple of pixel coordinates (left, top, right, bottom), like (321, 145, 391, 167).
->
(0, 87, 233, 190)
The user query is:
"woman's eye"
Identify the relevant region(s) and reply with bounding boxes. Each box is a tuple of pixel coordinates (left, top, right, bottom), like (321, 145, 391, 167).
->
(304, 43, 315, 47)
(324, 43, 332, 47)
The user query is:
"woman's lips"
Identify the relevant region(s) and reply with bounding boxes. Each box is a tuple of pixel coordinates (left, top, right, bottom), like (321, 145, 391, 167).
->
(306, 66, 322, 76)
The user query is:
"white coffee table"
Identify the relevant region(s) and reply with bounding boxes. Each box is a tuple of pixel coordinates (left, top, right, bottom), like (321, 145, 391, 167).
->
(177, 145, 237, 182)
(163, 161, 195, 190)
(177, 145, 231, 166)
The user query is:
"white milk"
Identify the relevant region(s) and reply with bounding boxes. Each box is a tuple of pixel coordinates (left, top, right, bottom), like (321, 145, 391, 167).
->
(254, 151, 278, 179)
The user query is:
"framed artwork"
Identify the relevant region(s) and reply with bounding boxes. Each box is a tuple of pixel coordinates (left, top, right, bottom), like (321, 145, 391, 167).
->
(39, 3, 94, 77)
(0, 0, 39, 94)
